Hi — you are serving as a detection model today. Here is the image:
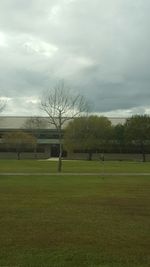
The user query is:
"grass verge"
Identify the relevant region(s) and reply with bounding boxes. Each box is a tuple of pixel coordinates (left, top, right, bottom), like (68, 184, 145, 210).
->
(0, 159, 150, 173)
(0, 174, 149, 266)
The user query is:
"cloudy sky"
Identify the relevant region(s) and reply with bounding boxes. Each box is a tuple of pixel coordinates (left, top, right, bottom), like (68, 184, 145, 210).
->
(0, 0, 150, 117)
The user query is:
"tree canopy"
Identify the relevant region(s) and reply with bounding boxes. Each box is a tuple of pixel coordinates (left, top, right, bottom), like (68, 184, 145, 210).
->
(125, 115, 150, 161)
(113, 124, 125, 153)
(64, 115, 112, 160)
(3, 131, 37, 160)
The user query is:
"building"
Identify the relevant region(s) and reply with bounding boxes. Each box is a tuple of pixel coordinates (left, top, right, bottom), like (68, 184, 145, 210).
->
(0, 116, 126, 159)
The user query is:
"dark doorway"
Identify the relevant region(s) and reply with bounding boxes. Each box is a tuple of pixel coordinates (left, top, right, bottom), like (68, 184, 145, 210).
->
(51, 144, 59, 157)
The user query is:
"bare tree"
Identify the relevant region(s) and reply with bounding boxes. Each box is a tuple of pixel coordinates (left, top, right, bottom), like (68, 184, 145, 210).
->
(41, 81, 88, 172)
(23, 116, 47, 158)
(23, 116, 47, 130)
(0, 99, 6, 113)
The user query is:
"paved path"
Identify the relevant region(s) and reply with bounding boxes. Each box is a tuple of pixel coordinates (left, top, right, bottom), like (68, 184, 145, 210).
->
(0, 172, 150, 176)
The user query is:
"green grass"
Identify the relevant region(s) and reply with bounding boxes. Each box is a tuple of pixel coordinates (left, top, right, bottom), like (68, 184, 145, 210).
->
(0, 174, 149, 266)
(0, 159, 150, 173)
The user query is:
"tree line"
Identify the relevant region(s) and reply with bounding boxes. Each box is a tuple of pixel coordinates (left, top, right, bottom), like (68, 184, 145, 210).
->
(64, 114, 150, 162)
(1, 82, 150, 171)
(1, 114, 150, 163)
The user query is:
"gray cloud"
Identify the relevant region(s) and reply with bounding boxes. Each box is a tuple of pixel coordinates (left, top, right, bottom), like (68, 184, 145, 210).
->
(0, 0, 150, 116)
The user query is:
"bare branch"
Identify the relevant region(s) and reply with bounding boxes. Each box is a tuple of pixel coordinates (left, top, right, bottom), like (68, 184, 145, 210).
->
(23, 116, 47, 129)
(40, 81, 89, 172)
(0, 99, 6, 113)
(41, 81, 88, 129)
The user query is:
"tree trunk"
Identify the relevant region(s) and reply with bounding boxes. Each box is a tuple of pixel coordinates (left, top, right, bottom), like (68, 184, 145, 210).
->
(58, 142, 62, 172)
(119, 144, 122, 154)
(142, 152, 146, 162)
(88, 151, 93, 161)
(34, 145, 37, 159)
(141, 143, 146, 162)
(17, 151, 20, 160)
(57, 113, 63, 172)
(142, 149, 146, 162)
(101, 153, 105, 161)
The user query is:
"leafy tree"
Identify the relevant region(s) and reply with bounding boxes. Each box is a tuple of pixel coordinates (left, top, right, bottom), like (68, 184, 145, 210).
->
(3, 131, 37, 160)
(41, 81, 88, 172)
(125, 115, 150, 162)
(64, 115, 112, 160)
(113, 124, 125, 153)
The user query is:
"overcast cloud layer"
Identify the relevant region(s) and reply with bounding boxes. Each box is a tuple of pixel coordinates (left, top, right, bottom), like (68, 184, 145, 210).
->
(0, 0, 150, 116)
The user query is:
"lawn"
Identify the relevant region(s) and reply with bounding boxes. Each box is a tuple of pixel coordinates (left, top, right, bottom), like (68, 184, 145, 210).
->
(0, 174, 149, 266)
(0, 159, 150, 173)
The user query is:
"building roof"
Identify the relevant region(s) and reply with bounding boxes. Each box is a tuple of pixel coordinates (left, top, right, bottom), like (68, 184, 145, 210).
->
(109, 117, 126, 125)
(0, 116, 127, 130)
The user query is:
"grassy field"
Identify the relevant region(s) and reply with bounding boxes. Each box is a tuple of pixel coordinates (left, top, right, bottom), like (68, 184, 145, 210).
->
(0, 173, 149, 266)
(1, 159, 150, 173)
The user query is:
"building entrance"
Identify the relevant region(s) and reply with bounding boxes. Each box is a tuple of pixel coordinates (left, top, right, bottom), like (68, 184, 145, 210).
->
(51, 144, 59, 157)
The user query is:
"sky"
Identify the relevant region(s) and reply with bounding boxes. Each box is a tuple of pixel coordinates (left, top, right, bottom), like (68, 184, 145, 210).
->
(0, 0, 150, 117)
